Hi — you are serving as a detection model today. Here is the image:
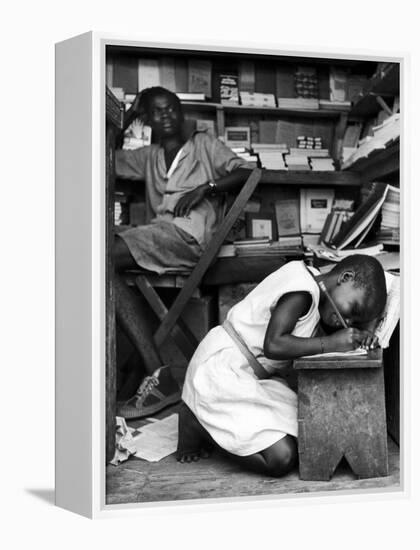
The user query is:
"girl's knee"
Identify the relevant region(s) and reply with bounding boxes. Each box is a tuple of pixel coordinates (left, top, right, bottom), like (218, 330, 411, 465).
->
(265, 436, 298, 477)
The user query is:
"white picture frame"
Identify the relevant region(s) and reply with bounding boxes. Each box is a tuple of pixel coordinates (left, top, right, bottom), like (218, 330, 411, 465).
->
(55, 32, 407, 519)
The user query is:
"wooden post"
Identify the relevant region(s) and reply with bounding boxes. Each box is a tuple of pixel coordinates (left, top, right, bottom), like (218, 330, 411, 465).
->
(105, 125, 117, 465)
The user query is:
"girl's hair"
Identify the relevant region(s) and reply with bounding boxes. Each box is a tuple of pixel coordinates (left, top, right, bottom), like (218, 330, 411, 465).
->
(331, 254, 387, 321)
(135, 86, 183, 123)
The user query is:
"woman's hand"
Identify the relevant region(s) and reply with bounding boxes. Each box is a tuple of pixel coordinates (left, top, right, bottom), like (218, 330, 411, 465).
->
(327, 328, 371, 352)
(173, 184, 208, 217)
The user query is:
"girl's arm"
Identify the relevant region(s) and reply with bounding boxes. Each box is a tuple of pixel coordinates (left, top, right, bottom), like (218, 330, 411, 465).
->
(263, 292, 370, 360)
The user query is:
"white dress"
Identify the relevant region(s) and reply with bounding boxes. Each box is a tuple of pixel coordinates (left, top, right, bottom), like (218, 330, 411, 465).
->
(182, 261, 321, 456)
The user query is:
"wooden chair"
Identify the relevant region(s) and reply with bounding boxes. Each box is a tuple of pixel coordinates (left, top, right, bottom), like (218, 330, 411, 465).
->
(131, 167, 262, 361)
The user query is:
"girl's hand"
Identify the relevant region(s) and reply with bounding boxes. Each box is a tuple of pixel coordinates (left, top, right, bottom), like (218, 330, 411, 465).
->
(360, 332, 380, 350)
(174, 184, 208, 217)
(327, 328, 370, 352)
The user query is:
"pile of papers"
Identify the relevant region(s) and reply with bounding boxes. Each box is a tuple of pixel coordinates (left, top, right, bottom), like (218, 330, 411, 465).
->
(342, 113, 400, 169)
(111, 413, 179, 465)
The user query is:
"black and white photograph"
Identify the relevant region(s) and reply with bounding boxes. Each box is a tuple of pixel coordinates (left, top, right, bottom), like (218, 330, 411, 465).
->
(103, 42, 402, 506)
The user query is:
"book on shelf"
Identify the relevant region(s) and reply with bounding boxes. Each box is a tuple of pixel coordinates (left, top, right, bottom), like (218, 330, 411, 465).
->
(255, 63, 276, 94)
(329, 68, 347, 102)
(277, 235, 302, 247)
(217, 244, 236, 258)
(277, 97, 319, 110)
(113, 57, 138, 95)
(275, 65, 295, 98)
(239, 60, 255, 93)
(159, 57, 177, 92)
(330, 183, 397, 250)
(234, 237, 271, 246)
(319, 99, 351, 110)
(301, 233, 321, 247)
(109, 86, 125, 101)
(123, 120, 152, 150)
(258, 121, 278, 143)
(219, 73, 239, 105)
(295, 66, 318, 99)
(342, 113, 400, 169)
(343, 123, 363, 148)
(188, 59, 212, 97)
(284, 153, 311, 171)
(320, 210, 353, 245)
(174, 58, 188, 92)
(257, 151, 287, 170)
(309, 157, 335, 171)
(224, 127, 251, 149)
(289, 147, 329, 157)
(240, 91, 276, 107)
(300, 188, 335, 234)
(252, 142, 288, 151)
(176, 92, 206, 101)
(138, 58, 160, 92)
(274, 198, 301, 237)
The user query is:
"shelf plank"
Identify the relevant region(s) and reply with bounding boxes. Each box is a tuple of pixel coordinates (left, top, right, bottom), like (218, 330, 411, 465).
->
(350, 64, 400, 118)
(181, 101, 350, 118)
(260, 169, 361, 186)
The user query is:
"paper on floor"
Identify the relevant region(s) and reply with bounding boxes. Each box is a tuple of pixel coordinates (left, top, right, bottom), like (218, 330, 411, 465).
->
(110, 417, 138, 465)
(131, 413, 179, 462)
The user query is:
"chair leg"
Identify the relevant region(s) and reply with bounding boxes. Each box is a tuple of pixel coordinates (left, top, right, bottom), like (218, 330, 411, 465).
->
(135, 275, 198, 361)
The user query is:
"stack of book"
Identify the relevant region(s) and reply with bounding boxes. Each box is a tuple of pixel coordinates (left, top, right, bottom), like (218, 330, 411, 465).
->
(377, 185, 400, 244)
(233, 238, 302, 257)
(176, 92, 206, 101)
(342, 113, 400, 169)
(240, 92, 276, 108)
(329, 183, 396, 250)
(234, 238, 271, 257)
(295, 66, 318, 98)
(231, 147, 259, 167)
(309, 157, 335, 171)
(252, 144, 288, 170)
(284, 154, 310, 170)
(123, 120, 152, 150)
(296, 136, 323, 149)
(319, 99, 352, 110)
(276, 98, 319, 110)
(220, 74, 239, 105)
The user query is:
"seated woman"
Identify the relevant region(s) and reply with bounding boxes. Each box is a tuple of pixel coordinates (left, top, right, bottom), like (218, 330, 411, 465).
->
(177, 255, 387, 477)
(114, 86, 252, 419)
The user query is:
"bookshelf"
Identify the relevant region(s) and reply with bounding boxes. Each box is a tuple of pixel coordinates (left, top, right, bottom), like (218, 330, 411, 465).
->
(349, 63, 399, 118)
(108, 47, 399, 247)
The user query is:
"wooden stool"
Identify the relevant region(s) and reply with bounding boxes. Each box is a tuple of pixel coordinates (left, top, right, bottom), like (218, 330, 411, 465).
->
(293, 349, 389, 481)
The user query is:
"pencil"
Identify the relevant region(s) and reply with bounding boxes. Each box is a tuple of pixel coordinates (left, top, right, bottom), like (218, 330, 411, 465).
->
(318, 280, 348, 329)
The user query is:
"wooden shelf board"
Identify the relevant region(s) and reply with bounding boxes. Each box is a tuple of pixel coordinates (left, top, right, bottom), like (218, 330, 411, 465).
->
(181, 101, 350, 118)
(260, 169, 361, 186)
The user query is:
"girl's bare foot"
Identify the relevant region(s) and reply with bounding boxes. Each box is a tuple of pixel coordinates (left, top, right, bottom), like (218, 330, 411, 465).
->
(177, 403, 213, 463)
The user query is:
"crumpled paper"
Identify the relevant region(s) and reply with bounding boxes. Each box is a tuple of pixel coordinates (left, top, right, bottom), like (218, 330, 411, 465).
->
(110, 416, 137, 466)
